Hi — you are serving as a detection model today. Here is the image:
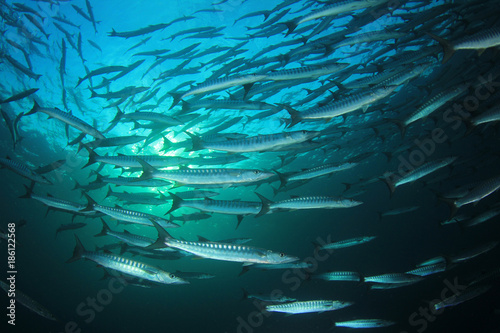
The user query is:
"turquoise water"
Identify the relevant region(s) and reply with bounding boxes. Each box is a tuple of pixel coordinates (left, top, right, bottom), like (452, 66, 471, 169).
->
(1, 0, 500, 332)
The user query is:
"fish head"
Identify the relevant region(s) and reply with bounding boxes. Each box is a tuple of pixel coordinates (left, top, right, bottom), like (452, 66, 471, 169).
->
(333, 300, 354, 309)
(157, 271, 190, 285)
(264, 250, 299, 264)
(246, 169, 274, 182)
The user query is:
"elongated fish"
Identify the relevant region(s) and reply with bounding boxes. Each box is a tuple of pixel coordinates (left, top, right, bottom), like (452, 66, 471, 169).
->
(0, 157, 51, 184)
(283, 86, 396, 127)
(149, 221, 299, 265)
(25, 101, 105, 139)
(266, 63, 349, 81)
(83, 194, 179, 229)
(364, 273, 424, 284)
(395, 84, 469, 136)
(0, 88, 39, 104)
(406, 262, 447, 276)
(166, 193, 262, 229)
(94, 219, 156, 247)
(333, 319, 395, 328)
(0, 281, 57, 321)
(266, 300, 353, 314)
(137, 159, 274, 187)
(428, 27, 500, 63)
(187, 130, 319, 153)
(284, 0, 388, 36)
(434, 285, 491, 310)
(382, 156, 457, 194)
(170, 74, 268, 108)
(67, 236, 188, 285)
(318, 236, 376, 250)
(261, 195, 362, 214)
(242, 289, 296, 303)
(442, 175, 500, 217)
(277, 162, 358, 189)
(313, 271, 361, 282)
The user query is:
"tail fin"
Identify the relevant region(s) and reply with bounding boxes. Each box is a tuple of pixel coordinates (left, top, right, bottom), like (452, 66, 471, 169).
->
(380, 176, 396, 197)
(437, 196, 459, 220)
(387, 118, 406, 139)
(168, 92, 183, 110)
(81, 143, 99, 168)
(66, 235, 86, 263)
(255, 193, 272, 217)
(274, 170, 288, 189)
(426, 32, 455, 64)
(89, 89, 98, 98)
(183, 131, 204, 151)
(136, 158, 156, 180)
(19, 183, 34, 199)
(82, 192, 97, 212)
(146, 220, 172, 250)
(241, 288, 249, 301)
(24, 100, 41, 116)
(276, 103, 301, 127)
(283, 21, 297, 37)
(110, 107, 124, 123)
(165, 192, 183, 215)
(94, 218, 110, 237)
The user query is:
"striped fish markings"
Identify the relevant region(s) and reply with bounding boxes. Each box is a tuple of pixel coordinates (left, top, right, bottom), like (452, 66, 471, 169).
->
(67, 236, 188, 285)
(148, 221, 299, 265)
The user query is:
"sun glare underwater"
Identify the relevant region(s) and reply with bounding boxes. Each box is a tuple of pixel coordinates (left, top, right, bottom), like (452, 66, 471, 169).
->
(1, 0, 500, 332)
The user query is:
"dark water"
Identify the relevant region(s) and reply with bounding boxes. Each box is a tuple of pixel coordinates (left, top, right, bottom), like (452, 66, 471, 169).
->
(1, 0, 500, 332)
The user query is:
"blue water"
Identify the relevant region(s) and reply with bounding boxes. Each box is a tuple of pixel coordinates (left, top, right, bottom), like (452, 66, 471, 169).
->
(1, 0, 500, 332)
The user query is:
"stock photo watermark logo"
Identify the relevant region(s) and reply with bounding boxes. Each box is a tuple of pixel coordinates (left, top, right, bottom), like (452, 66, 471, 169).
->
(56, 272, 129, 333)
(234, 235, 335, 333)
(401, 277, 467, 333)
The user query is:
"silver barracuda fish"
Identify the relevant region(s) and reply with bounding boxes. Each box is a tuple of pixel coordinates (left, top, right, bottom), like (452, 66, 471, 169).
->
(0, 157, 51, 184)
(428, 27, 500, 63)
(0, 281, 57, 321)
(333, 319, 395, 328)
(25, 101, 105, 139)
(136, 158, 274, 187)
(266, 300, 353, 314)
(67, 236, 188, 285)
(148, 221, 299, 265)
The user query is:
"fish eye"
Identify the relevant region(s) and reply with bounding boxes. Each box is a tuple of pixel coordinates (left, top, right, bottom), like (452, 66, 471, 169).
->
(279, 253, 284, 257)
(301, 130, 307, 134)
(253, 170, 260, 174)
(170, 274, 175, 278)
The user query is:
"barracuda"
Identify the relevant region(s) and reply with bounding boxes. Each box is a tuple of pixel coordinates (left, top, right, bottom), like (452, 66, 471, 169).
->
(67, 235, 188, 285)
(137, 158, 274, 186)
(170, 74, 268, 108)
(24, 101, 105, 139)
(442, 175, 500, 218)
(84, 194, 179, 228)
(364, 273, 424, 284)
(397, 84, 469, 135)
(406, 262, 447, 276)
(187, 130, 320, 153)
(149, 221, 299, 265)
(333, 319, 395, 328)
(268, 196, 362, 211)
(94, 219, 156, 247)
(266, 63, 348, 81)
(277, 162, 358, 188)
(166, 193, 263, 228)
(283, 86, 396, 127)
(383, 156, 458, 194)
(0, 281, 57, 321)
(0, 157, 51, 184)
(266, 300, 353, 314)
(318, 236, 376, 250)
(429, 27, 500, 63)
(313, 271, 361, 282)
(284, 0, 388, 36)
